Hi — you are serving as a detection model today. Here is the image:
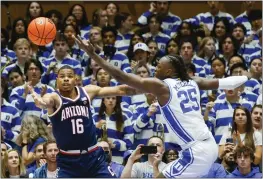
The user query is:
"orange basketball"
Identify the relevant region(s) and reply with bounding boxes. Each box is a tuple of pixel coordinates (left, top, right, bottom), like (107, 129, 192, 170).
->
(27, 17, 57, 46)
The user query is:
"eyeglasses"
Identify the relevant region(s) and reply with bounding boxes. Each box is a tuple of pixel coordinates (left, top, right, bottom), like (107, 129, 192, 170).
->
(166, 154, 178, 157)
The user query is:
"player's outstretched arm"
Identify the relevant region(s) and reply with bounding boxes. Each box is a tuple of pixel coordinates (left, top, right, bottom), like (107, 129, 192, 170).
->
(192, 76, 249, 90)
(74, 36, 169, 99)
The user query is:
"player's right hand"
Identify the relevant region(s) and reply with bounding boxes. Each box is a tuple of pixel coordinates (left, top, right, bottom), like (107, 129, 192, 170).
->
(73, 35, 96, 56)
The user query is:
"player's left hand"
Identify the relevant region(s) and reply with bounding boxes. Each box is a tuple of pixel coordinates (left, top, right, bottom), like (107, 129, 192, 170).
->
(73, 35, 96, 56)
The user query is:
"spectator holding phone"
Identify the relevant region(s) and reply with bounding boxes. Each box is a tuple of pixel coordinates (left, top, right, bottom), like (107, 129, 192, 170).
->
(121, 136, 166, 178)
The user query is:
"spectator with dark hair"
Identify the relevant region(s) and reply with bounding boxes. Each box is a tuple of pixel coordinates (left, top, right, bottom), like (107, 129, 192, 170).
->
(1, 77, 21, 149)
(115, 12, 134, 54)
(7, 66, 25, 94)
(244, 57, 262, 96)
(226, 146, 262, 178)
(9, 59, 54, 118)
(172, 21, 197, 44)
(45, 9, 63, 31)
(27, 142, 45, 176)
(162, 149, 178, 164)
(219, 34, 240, 64)
(100, 26, 131, 73)
(41, 33, 82, 88)
(211, 17, 231, 51)
(97, 140, 124, 178)
(1, 142, 10, 160)
(68, 4, 91, 39)
(83, 58, 100, 86)
(187, 1, 235, 32)
(251, 104, 262, 133)
(63, 14, 77, 27)
(25, 1, 44, 22)
(105, 3, 120, 27)
(146, 39, 160, 66)
(165, 38, 179, 56)
(33, 141, 59, 178)
(142, 14, 170, 56)
(179, 38, 207, 77)
(217, 145, 236, 174)
(95, 96, 133, 164)
(227, 54, 247, 75)
(138, 1, 181, 36)
(127, 32, 144, 61)
(1, 28, 16, 67)
(2, 38, 31, 79)
(92, 9, 108, 28)
(247, 9, 262, 46)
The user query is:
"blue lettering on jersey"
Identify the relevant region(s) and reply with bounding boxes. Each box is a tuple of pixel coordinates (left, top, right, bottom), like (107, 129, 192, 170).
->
(173, 81, 194, 91)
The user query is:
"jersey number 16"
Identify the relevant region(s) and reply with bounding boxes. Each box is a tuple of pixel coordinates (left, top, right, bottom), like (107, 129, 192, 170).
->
(71, 119, 84, 134)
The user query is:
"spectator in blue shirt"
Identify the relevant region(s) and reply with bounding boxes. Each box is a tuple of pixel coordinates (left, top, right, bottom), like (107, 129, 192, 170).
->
(7, 67, 25, 96)
(226, 145, 262, 178)
(1, 28, 16, 68)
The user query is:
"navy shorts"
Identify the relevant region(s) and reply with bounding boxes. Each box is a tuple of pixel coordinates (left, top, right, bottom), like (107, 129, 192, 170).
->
(56, 147, 116, 178)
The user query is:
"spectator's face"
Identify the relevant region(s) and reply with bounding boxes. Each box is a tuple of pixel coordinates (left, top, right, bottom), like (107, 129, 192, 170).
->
(90, 29, 102, 43)
(57, 69, 76, 92)
(234, 109, 247, 126)
(251, 107, 262, 129)
(106, 3, 118, 16)
(15, 20, 25, 35)
(104, 96, 117, 109)
(232, 27, 245, 41)
(29, 2, 41, 18)
(65, 15, 77, 27)
(224, 88, 239, 98)
(98, 141, 111, 152)
(251, 19, 262, 31)
(7, 151, 19, 169)
(211, 59, 225, 77)
(148, 42, 158, 57)
(244, 1, 255, 9)
(54, 41, 69, 56)
(156, 1, 169, 15)
(27, 63, 41, 82)
(131, 35, 143, 46)
(99, 10, 108, 27)
(45, 143, 59, 163)
(215, 21, 226, 38)
(180, 23, 191, 36)
(8, 72, 24, 88)
(15, 44, 30, 60)
(97, 69, 110, 87)
(222, 37, 234, 54)
(229, 57, 243, 70)
(122, 16, 133, 31)
(64, 26, 76, 41)
(167, 40, 178, 55)
(147, 137, 164, 156)
(103, 31, 116, 45)
(232, 67, 245, 76)
(50, 13, 59, 26)
(180, 42, 194, 62)
(72, 5, 83, 21)
(250, 59, 262, 76)
(134, 49, 148, 63)
(90, 59, 100, 73)
(34, 144, 44, 161)
(149, 17, 161, 32)
(204, 39, 216, 56)
(166, 150, 178, 163)
(207, 1, 219, 10)
(236, 153, 252, 170)
(1, 143, 7, 159)
(136, 66, 150, 78)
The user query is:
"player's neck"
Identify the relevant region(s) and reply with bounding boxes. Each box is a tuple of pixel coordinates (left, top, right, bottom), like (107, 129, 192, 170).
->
(60, 87, 77, 99)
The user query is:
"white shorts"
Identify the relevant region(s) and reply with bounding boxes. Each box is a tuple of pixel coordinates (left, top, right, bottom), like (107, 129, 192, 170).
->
(162, 137, 218, 178)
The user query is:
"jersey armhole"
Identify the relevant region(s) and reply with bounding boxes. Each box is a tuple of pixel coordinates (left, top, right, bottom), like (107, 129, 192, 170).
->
(81, 87, 91, 106)
(47, 93, 63, 118)
(159, 80, 172, 108)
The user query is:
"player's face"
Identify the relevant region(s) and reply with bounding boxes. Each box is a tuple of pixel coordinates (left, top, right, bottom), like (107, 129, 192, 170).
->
(9, 72, 24, 88)
(57, 69, 76, 92)
(29, 2, 41, 18)
(34, 144, 44, 161)
(234, 109, 247, 126)
(27, 63, 41, 82)
(236, 153, 252, 169)
(15, 44, 30, 60)
(54, 41, 69, 56)
(136, 66, 150, 78)
(15, 20, 25, 35)
(7, 151, 19, 169)
(251, 107, 262, 129)
(155, 57, 170, 80)
(250, 59, 262, 76)
(72, 5, 83, 21)
(103, 31, 116, 45)
(167, 40, 179, 55)
(104, 97, 117, 109)
(45, 143, 59, 163)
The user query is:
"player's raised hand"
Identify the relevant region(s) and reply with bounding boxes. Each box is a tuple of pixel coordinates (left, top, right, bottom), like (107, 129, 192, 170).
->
(73, 35, 95, 56)
(28, 85, 47, 108)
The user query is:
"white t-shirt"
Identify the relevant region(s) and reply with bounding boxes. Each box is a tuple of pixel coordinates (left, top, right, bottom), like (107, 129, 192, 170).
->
(219, 130, 262, 146)
(47, 169, 57, 178)
(131, 161, 167, 178)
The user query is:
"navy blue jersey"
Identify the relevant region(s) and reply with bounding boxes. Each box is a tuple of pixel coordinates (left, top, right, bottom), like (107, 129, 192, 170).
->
(48, 86, 97, 150)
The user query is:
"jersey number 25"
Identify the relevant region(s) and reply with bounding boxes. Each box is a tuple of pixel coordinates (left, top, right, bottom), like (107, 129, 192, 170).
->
(177, 88, 200, 113)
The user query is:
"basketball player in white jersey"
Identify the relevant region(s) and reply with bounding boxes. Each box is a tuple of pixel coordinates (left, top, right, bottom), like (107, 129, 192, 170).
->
(74, 36, 249, 177)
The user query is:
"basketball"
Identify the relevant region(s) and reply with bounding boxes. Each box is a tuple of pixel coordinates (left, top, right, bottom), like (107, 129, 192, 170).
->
(27, 17, 57, 46)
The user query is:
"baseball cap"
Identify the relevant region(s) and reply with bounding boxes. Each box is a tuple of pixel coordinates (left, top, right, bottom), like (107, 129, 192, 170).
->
(133, 43, 149, 52)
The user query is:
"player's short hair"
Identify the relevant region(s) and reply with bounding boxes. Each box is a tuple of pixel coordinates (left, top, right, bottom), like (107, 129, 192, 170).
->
(57, 65, 75, 74)
(43, 140, 57, 154)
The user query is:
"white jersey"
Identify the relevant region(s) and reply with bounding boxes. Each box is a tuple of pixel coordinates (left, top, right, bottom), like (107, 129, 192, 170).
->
(159, 78, 211, 149)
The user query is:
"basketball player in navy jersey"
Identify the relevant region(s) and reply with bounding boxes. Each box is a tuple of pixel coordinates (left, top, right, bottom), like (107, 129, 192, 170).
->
(74, 36, 250, 178)
(29, 65, 137, 178)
